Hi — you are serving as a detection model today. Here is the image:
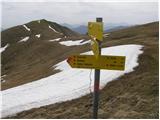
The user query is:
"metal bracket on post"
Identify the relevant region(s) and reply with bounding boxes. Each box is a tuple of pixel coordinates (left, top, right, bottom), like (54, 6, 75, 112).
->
(93, 17, 102, 119)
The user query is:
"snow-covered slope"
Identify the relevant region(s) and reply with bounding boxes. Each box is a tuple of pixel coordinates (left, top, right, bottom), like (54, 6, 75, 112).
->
(1, 44, 143, 118)
(59, 39, 90, 46)
(0, 44, 9, 53)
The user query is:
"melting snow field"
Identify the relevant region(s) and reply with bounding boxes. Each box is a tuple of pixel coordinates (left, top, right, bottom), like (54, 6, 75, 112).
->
(1, 45, 143, 118)
(23, 25, 30, 31)
(49, 25, 60, 34)
(18, 37, 29, 42)
(59, 39, 90, 46)
(49, 38, 61, 42)
(0, 44, 9, 53)
(35, 34, 41, 38)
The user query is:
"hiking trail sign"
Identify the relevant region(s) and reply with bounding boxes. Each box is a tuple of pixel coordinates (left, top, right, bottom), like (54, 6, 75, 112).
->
(88, 22, 103, 41)
(66, 18, 126, 119)
(67, 55, 125, 70)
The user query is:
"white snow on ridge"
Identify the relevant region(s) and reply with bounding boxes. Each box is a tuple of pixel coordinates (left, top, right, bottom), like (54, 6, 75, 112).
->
(49, 25, 60, 34)
(1, 75, 6, 83)
(23, 25, 30, 31)
(49, 38, 61, 42)
(59, 39, 90, 46)
(35, 34, 41, 38)
(0, 44, 9, 53)
(1, 75, 6, 78)
(103, 33, 110, 37)
(18, 37, 29, 42)
(1, 45, 143, 118)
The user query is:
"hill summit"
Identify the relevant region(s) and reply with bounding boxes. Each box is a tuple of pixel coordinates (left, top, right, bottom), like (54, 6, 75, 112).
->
(1, 19, 89, 90)
(1, 19, 80, 47)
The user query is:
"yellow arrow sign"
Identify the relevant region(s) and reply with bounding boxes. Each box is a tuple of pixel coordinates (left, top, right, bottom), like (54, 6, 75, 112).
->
(88, 22, 103, 41)
(67, 55, 125, 70)
(90, 39, 99, 59)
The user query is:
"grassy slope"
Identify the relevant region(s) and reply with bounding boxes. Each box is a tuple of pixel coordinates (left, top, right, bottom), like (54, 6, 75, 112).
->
(7, 22, 159, 119)
(1, 19, 88, 90)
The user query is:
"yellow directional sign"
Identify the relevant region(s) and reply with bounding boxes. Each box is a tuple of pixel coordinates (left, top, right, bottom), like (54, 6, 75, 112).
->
(67, 55, 126, 70)
(88, 22, 103, 41)
(91, 39, 99, 59)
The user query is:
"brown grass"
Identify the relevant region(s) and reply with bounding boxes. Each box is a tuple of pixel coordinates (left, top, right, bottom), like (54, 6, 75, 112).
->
(3, 21, 159, 119)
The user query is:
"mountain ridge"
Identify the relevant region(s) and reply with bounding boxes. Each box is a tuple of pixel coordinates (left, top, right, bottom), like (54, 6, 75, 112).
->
(1, 19, 89, 90)
(1, 19, 80, 47)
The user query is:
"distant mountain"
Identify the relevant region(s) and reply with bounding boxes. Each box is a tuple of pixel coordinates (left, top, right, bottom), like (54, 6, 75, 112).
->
(72, 25, 87, 34)
(61, 23, 87, 34)
(61, 23, 79, 29)
(72, 25, 130, 34)
(105, 26, 130, 32)
(62, 23, 130, 34)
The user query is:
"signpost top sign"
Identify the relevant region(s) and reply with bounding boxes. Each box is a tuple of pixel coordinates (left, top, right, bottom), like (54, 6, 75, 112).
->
(88, 22, 103, 41)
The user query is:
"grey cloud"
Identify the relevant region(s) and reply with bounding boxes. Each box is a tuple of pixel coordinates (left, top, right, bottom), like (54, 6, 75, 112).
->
(1, 2, 158, 29)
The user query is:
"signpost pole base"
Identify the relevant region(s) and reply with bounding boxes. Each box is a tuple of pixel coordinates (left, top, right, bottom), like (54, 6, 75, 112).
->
(93, 68, 100, 119)
(93, 16, 102, 119)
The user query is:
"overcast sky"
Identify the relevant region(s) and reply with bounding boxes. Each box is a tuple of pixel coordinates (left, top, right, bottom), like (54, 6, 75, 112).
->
(1, 1, 158, 29)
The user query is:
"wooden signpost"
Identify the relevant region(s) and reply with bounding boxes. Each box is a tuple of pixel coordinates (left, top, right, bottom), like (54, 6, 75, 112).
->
(67, 18, 126, 119)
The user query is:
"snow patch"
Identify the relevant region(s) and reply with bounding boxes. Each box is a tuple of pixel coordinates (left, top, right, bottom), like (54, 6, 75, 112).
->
(49, 25, 60, 34)
(1, 45, 143, 118)
(18, 37, 29, 42)
(35, 34, 41, 38)
(49, 38, 61, 42)
(23, 25, 30, 31)
(103, 33, 110, 37)
(59, 39, 90, 46)
(0, 44, 9, 53)
(1, 80, 6, 83)
(1, 75, 6, 83)
(1, 75, 6, 78)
